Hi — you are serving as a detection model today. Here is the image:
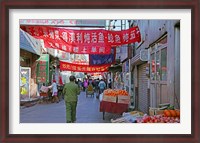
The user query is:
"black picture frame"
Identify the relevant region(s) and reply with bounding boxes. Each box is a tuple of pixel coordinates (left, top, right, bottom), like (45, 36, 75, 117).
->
(0, 0, 199, 142)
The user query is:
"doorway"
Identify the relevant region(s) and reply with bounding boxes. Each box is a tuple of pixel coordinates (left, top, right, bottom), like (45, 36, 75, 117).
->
(150, 36, 168, 107)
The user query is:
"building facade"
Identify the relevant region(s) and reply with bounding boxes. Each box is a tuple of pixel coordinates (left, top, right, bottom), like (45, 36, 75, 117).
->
(131, 20, 180, 113)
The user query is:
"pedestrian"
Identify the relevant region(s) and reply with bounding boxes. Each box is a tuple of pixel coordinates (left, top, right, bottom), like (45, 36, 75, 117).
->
(83, 78, 88, 91)
(63, 75, 80, 123)
(88, 78, 93, 85)
(48, 80, 59, 103)
(95, 78, 100, 92)
(77, 79, 82, 90)
(108, 79, 112, 89)
(98, 79, 106, 94)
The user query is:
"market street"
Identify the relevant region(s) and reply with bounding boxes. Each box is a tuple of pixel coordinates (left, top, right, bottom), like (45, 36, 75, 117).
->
(20, 91, 121, 123)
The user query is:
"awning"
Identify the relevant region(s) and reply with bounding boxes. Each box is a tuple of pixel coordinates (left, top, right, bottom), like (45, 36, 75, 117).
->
(108, 64, 122, 72)
(130, 53, 144, 66)
(20, 29, 41, 55)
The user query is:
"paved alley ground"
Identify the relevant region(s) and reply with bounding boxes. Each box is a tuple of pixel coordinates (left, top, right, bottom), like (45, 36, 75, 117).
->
(20, 91, 121, 123)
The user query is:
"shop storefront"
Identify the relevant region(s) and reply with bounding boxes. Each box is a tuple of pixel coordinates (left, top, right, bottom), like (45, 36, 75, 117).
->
(20, 29, 42, 101)
(138, 63, 149, 113)
(149, 35, 168, 107)
(131, 20, 180, 114)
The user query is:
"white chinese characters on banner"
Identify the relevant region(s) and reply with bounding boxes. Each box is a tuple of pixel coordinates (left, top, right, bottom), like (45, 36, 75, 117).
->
(21, 25, 141, 54)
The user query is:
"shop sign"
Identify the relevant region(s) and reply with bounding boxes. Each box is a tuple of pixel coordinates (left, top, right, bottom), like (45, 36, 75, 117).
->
(20, 26, 141, 54)
(89, 47, 116, 65)
(60, 61, 110, 73)
(46, 48, 56, 57)
(70, 54, 89, 65)
(57, 51, 89, 65)
(36, 54, 49, 83)
(140, 49, 148, 61)
(57, 50, 71, 61)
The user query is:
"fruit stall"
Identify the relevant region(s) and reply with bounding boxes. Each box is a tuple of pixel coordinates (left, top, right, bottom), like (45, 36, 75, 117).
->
(99, 89, 180, 123)
(136, 109, 180, 123)
(99, 89, 130, 120)
(110, 104, 180, 123)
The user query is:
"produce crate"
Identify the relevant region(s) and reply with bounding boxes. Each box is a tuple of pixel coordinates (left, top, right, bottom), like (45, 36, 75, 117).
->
(102, 95, 117, 103)
(155, 109, 164, 115)
(149, 107, 165, 116)
(117, 95, 130, 104)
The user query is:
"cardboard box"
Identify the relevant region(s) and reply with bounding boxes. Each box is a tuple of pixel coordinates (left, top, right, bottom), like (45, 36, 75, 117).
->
(149, 107, 164, 116)
(102, 95, 117, 103)
(155, 109, 164, 115)
(149, 108, 156, 116)
(117, 95, 130, 104)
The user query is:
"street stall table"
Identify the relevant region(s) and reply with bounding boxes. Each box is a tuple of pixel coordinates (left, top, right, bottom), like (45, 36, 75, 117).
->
(100, 101, 129, 120)
(99, 89, 130, 120)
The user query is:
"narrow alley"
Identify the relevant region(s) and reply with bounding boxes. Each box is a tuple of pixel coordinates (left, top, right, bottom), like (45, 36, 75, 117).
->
(20, 91, 121, 123)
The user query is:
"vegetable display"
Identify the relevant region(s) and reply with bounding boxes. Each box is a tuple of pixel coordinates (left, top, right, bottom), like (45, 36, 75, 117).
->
(164, 109, 180, 117)
(136, 114, 180, 123)
(111, 109, 180, 123)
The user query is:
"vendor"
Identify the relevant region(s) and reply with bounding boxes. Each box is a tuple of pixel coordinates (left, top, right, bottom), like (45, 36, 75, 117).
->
(48, 80, 59, 103)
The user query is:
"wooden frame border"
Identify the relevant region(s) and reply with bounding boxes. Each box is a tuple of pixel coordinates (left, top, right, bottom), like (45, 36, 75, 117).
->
(0, 0, 199, 142)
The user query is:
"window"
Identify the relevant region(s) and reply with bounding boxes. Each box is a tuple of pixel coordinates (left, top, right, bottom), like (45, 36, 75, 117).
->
(161, 48, 167, 81)
(150, 36, 167, 81)
(156, 51, 160, 80)
(150, 53, 155, 80)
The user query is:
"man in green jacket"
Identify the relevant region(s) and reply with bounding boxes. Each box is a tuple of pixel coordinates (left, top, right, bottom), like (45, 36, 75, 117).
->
(63, 75, 80, 123)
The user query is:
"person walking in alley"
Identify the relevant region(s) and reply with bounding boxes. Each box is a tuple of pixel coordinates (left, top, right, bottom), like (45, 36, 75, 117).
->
(48, 80, 59, 103)
(108, 79, 112, 89)
(63, 75, 80, 123)
(83, 78, 88, 91)
(98, 79, 106, 94)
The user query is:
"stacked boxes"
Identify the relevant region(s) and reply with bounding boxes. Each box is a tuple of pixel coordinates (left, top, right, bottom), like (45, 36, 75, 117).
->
(117, 95, 130, 104)
(102, 95, 117, 103)
(102, 89, 130, 104)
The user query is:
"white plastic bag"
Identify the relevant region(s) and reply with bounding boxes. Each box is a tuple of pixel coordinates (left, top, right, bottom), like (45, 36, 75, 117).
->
(99, 93, 103, 101)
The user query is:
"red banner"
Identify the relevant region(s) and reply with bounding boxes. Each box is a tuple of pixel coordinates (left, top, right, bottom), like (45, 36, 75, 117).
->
(44, 40, 110, 54)
(60, 61, 110, 73)
(20, 26, 141, 54)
